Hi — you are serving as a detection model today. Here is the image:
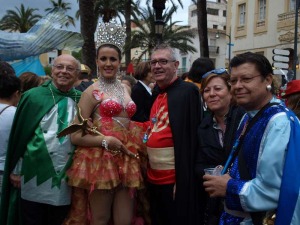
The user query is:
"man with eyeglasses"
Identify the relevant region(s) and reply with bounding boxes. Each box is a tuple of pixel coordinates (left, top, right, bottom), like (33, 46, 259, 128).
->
(203, 52, 300, 225)
(145, 43, 202, 225)
(0, 54, 82, 225)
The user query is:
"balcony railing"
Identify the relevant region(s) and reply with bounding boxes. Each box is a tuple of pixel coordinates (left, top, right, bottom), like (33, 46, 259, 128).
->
(278, 11, 297, 21)
(277, 11, 299, 29)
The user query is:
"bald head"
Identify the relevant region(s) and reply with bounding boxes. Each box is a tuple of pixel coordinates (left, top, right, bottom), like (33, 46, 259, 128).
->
(51, 54, 81, 92)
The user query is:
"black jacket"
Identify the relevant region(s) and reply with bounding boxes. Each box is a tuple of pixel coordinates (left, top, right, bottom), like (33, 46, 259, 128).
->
(131, 81, 155, 122)
(160, 78, 202, 225)
(195, 105, 245, 225)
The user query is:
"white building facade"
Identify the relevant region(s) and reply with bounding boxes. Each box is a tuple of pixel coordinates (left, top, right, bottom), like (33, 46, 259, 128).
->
(177, 0, 228, 74)
(226, 0, 299, 79)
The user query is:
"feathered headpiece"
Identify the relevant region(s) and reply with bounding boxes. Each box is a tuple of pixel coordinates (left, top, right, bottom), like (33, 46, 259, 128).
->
(96, 19, 126, 53)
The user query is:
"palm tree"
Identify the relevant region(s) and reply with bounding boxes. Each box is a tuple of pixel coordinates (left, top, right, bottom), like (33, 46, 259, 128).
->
(45, 0, 75, 27)
(131, 5, 196, 63)
(192, 0, 209, 57)
(78, 0, 97, 76)
(78, 0, 140, 77)
(0, 4, 41, 33)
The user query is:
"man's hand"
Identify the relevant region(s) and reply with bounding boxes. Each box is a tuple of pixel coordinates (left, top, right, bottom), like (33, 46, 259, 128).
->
(203, 173, 231, 197)
(10, 173, 21, 188)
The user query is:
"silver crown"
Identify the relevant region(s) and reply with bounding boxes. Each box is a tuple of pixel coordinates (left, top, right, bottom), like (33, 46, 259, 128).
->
(96, 20, 126, 52)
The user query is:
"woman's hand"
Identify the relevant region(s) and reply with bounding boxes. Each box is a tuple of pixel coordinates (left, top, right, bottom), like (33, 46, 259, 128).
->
(203, 173, 231, 197)
(105, 136, 124, 151)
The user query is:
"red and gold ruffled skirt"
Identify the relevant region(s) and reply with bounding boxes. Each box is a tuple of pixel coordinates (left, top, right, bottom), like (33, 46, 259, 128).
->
(67, 118, 147, 191)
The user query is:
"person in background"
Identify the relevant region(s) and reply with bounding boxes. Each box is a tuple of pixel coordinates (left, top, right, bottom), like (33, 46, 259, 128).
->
(282, 79, 300, 119)
(186, 58, 215, 117)
(0, 62, 21, 203)
(19, 72, 43, 93)
(40, 75, 52, 84)
(203, 52, 300, 225)
(0, 54, 81, 225)
(131, 61, 155, 122)
(145, 43, 202, 225)
(186, 57, 215, 89)
(180, 72, 189, 81)
(195, 69, 244, 225)
(64, 21, 146, 225)
(74, 64, 93, 92)
(121, 74, 137, 89)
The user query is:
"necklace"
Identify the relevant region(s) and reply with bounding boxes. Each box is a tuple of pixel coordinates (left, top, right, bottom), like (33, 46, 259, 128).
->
(151, 93, 167, 124)
(143, 93, 167, 143)
(49, 84, 78, 125)
(98, 74, 125, 106)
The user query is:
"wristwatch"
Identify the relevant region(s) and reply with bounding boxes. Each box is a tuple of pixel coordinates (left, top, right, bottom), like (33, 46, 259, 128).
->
(101, 139, 108, 150)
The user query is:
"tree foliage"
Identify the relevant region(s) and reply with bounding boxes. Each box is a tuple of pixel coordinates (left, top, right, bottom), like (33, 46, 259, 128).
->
(0, 4, 42, 33)
(130, 4, 196, 62)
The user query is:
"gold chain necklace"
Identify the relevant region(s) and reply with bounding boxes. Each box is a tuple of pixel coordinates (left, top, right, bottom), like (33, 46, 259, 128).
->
(49, 85, 78, 125)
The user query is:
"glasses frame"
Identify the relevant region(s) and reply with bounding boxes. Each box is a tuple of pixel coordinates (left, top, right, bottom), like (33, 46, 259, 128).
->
(149, 59, 176, 67)
(228, 74, 262, 86)
(53, 64, 79, 73)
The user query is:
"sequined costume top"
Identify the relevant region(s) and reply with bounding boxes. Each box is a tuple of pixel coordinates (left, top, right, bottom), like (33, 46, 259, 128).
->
(99, 98, 136, 118)
(67, 89, 145, 191)
(219, 98, 290, 225)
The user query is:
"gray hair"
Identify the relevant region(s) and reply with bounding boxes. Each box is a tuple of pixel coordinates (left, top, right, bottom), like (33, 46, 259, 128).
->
(152, 43, 177, 60)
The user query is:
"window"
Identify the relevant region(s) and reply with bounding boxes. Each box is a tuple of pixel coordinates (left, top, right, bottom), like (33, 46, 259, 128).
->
(191, 10, 197, 17)
(239, 3, 246, 26)
(223, 26, 227, 30)
(223, 10, 227, 17)
(258, 0, 266, 21)
(213, 24, 218, 29)
(290, 0, 296, 11)
(49, 57, 55, 65)
(207, 8, 219, 16)
(182, 57, 186, 67)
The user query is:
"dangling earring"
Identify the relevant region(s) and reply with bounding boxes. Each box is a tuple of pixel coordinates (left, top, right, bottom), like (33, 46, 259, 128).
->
(266, 84, 272, 92)
(117, 67, 121, 78)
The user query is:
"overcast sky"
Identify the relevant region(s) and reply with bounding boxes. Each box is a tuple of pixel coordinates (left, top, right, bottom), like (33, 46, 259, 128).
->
(0, 0, 192, 32)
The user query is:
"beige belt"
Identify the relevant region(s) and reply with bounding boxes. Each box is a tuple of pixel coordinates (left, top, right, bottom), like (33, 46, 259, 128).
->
(147, 147, 175, 170)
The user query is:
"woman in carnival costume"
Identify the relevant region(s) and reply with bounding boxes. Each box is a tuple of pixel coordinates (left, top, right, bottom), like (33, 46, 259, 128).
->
(63, 20, 147, 225)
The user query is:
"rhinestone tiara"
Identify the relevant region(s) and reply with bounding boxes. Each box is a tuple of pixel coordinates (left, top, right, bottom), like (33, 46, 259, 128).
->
(96, 19, 126, 53)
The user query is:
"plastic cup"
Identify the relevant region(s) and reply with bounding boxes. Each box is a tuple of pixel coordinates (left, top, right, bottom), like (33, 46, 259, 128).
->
(204, 167, 222, 176)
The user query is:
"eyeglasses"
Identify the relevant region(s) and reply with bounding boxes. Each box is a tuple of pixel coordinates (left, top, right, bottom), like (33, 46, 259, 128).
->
(202, 68, 227, 79)
(53, 64, 79, 73)
(228, 74, 262, 86)
(149, 59, 176, 67)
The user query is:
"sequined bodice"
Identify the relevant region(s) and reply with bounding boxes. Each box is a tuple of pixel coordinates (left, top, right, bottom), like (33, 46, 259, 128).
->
(99, 99, 136, 118)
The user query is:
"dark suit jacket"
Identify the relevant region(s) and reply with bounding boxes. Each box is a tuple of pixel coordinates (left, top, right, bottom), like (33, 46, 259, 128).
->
(195, 105, 245, 225)
(131, 81, 154, 122)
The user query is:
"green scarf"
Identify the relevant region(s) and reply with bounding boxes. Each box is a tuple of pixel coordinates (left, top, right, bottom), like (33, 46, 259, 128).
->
(0, 80, 81, 225)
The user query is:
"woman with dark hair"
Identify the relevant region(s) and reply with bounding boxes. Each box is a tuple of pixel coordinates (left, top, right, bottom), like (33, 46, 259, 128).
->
(64, 21, 145, 225)
(195, 69, 244, 225)
(0, 62, 21, 202)
(131, 61, 155, 122)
